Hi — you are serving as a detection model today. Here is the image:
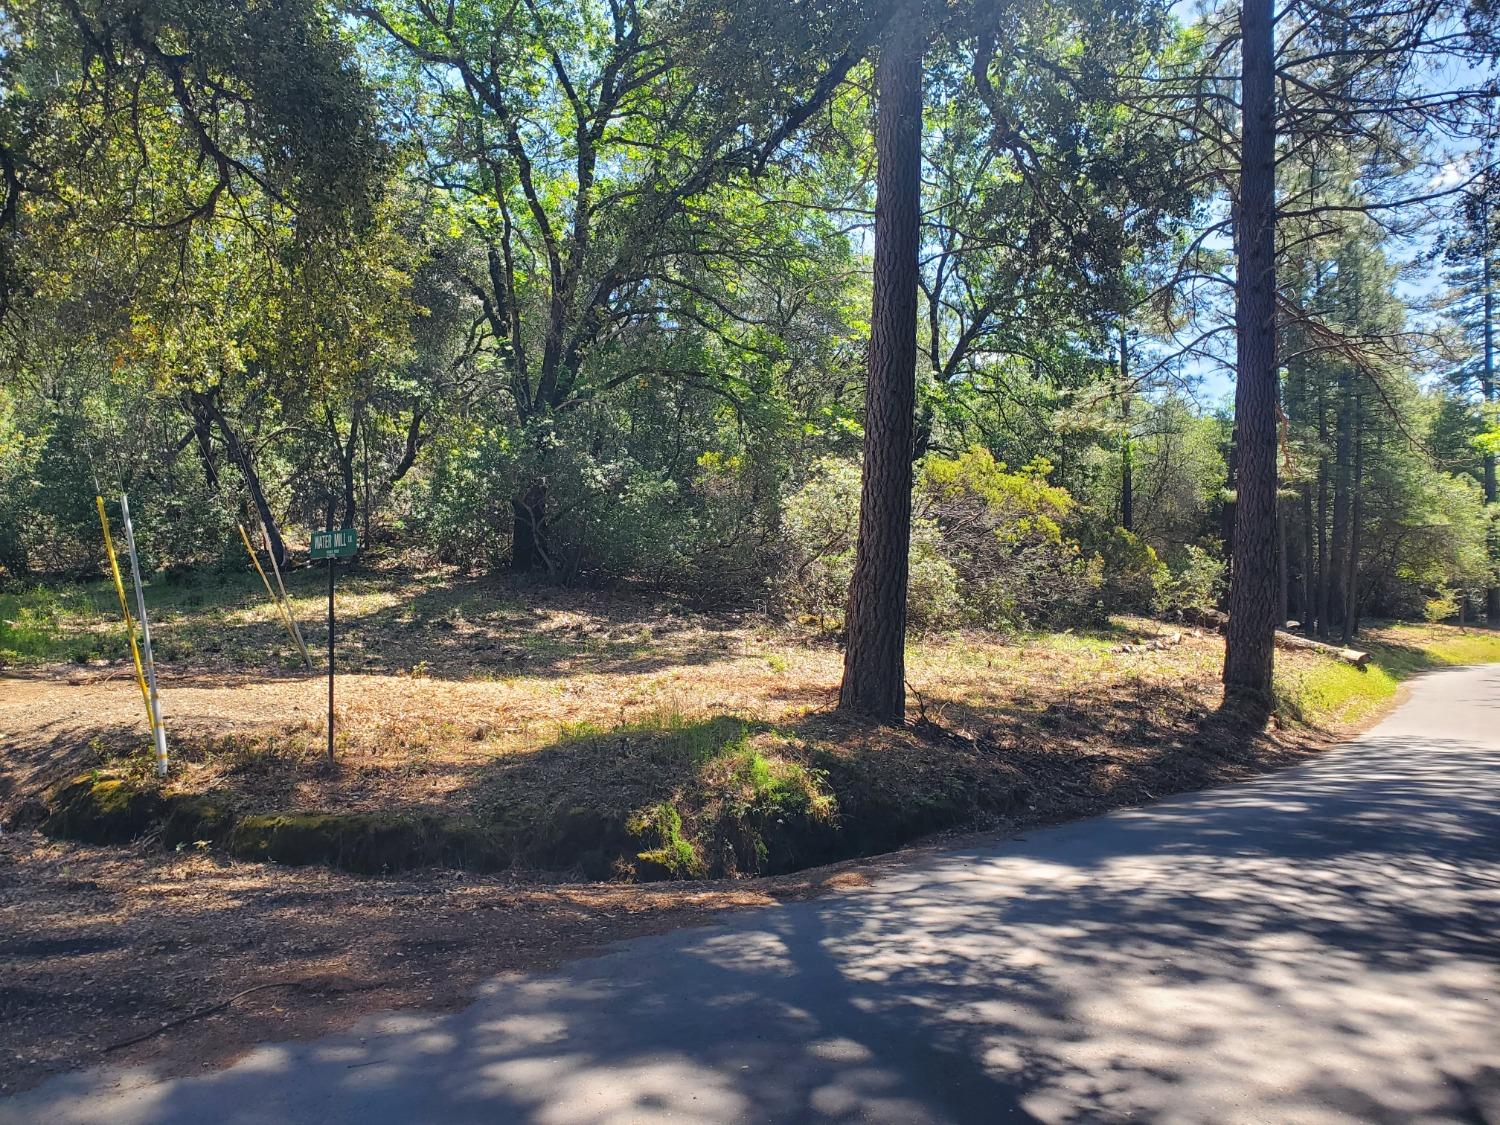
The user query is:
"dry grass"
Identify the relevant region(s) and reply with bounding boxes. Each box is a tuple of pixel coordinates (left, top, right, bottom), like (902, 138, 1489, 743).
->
(6, 566, 1481, 839)
(3, 612, 1267, 814)
(5, 564, 1494, 1094)
(0, 565, 1381, 829)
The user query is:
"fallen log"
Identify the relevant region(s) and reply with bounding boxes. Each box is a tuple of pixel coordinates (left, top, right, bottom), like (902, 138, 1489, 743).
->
(1173, 607, 1369, 668)
(1272, 630, 1370, 668)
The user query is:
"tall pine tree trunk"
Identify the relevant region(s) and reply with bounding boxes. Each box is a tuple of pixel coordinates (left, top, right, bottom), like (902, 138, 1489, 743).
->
(1119, 325, 1134, 531)
(1315, 401, 1330, 638)
(1299, 483, 1315, 627)
(839, 11, 924, 722)
(1342, 388, 1364, 643)
(1327, 369, 1352, 636)
(1222, 0, 1279, 713)
(1482, 203, 1498, 624)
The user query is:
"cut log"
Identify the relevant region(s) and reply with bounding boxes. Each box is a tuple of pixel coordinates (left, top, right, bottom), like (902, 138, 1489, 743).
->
(1174, 607, 1368, 668)
(1271, 630, 1370, 668)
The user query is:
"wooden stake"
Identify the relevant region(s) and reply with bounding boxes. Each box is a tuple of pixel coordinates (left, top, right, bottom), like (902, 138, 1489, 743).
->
(238, 522, 310, 668)
(261, 520, 311, 667)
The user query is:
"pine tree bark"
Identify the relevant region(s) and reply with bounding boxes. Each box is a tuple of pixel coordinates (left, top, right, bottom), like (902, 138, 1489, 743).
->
(1315, 403, 1330, 638)
(1481, 201, 1498, 623)
(1119, 325, 1134, 532)
(839, 10, 924, 722)
(1342, 389, 1364, 643)
(1299, 482, 1315, 625)
(1327, 368, 1352, 636)
(1222, 0, 1279, 713)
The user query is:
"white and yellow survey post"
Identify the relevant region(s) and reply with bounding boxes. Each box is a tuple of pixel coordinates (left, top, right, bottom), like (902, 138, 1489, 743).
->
(118, 495, 169, 776)
(95, 495, 154, 744)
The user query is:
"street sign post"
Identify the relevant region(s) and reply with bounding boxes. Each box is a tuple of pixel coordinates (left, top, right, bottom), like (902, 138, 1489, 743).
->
(310, 528, 358, 560)
(312, 527, 358, 762)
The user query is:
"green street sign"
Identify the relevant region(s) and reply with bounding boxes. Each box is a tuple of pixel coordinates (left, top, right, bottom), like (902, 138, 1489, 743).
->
(310, 528, 358, 560)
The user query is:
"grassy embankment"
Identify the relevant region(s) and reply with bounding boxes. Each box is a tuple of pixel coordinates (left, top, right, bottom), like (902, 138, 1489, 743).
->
(1273, 622, 1500, 727)
(4, 567, 1497, 878)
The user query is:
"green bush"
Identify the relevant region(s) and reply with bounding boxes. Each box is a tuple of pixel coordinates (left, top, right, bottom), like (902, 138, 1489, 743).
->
(780, 458, 860, 626)
(1155, 544, 1225, 616)
(421, 420, 517, 570)
(906, 518, 962, 631)
(778, 449, 1111, 632)
(1097, 528, 1167, 613)
(918, 448, 1104, 630)
(1423, 588, 1460, 624)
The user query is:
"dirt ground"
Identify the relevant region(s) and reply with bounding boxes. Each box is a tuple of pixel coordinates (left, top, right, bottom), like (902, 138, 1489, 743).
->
(0, 825, 917, 1096)
(3, 567, 1428, 1096)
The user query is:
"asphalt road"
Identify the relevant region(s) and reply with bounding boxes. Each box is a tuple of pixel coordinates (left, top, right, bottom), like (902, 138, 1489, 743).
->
(6, 663, 1499, 1124)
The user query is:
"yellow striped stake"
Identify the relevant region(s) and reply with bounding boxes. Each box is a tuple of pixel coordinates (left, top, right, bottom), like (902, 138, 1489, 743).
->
(96, 496, 154, 732)
(259, 519, 311, 666)
(238, 522, 311, 668)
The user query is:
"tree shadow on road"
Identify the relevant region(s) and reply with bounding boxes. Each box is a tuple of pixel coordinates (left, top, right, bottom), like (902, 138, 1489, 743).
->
(11, 731, 1497, 1123)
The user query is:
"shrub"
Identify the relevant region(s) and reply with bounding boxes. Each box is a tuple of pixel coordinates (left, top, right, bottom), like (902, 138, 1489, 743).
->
(1155, 544, 1225, 616)
(918, 448, 1104, 630)
(1424, 588, 1460, 624)
(421, 421, 515, 570)
(778, 449, 1112, 632)
(1097, 528, 1167, 613)
(780, 458, 860, 626)
(906, 518, 961, 631)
